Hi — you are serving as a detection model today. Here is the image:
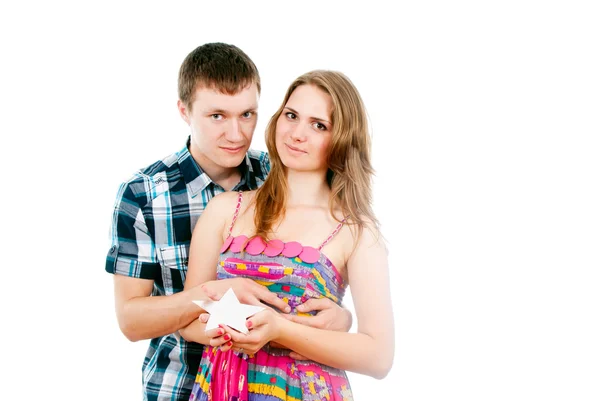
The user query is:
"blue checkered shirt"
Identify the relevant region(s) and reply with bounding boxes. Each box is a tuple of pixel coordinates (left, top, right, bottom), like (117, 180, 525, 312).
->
(105, 139, 270, 401)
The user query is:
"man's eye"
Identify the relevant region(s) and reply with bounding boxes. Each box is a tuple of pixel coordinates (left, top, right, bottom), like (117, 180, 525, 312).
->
(242, 112, 253, 118)
(211, 114, 223, 120)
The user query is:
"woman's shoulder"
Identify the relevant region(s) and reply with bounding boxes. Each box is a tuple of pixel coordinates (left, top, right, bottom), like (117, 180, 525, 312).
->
(206, 190, 257, 214)
(341, 215, 385, 252)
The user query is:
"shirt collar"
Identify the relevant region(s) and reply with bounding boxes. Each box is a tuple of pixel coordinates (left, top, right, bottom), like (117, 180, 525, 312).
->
(177, 137, 255, 197)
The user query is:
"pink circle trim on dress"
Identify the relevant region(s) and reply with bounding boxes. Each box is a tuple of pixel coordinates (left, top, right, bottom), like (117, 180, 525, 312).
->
(264, 239, 285, 257)
(282, 241, 303, 258)
(246, 236, 267, 255)
(299, 246, 320, 264)
(229, 235, 248, 253)
(219, 236, 234, 253)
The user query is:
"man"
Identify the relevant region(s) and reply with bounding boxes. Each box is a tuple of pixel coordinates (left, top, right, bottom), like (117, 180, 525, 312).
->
(105, 43, 351, 401)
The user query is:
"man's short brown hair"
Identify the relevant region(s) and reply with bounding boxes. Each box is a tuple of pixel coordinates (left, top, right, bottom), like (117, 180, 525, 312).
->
(178, 43, 261, 109)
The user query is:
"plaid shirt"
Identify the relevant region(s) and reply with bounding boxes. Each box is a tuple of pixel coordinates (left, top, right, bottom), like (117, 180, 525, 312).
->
(105, 138, 270, 401)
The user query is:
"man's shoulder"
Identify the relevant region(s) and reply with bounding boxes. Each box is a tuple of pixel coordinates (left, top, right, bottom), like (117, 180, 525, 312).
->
(247, 148, 269, 162)
(246, 148, 270, 179)
(115, 149, 185, 208)
(139, 150, 181, 177)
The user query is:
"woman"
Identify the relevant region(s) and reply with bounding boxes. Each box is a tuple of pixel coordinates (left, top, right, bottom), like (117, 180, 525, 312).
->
(181, 70, 394, 400)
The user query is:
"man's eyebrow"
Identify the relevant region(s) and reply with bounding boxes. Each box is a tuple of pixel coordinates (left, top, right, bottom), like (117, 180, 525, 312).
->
(202, 108, 227, 114)
(284, 106, 331, 124)
(241, 106, 258, 113)
(202, 106, 258, 114)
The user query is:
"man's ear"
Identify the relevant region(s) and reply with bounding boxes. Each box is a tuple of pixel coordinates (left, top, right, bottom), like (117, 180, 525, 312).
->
(177, 99, 191, 125)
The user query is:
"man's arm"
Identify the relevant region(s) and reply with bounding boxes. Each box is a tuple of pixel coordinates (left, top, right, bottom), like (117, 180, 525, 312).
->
(114, 275, 208, 342)
(107, 178, 207, 342)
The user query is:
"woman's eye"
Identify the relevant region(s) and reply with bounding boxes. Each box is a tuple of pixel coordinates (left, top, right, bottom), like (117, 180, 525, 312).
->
(314, 122, 327, 131)
(285, 112, 297, 120)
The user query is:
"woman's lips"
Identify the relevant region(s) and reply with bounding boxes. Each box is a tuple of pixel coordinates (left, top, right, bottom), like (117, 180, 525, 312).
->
(285, 144, 307, 154)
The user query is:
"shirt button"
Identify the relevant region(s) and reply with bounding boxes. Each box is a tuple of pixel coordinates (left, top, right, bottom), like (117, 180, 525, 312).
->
(110, 245, 117, 253)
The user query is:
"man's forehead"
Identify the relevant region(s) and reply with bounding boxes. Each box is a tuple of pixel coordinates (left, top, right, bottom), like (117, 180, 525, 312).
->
(194, 84, 259, 112)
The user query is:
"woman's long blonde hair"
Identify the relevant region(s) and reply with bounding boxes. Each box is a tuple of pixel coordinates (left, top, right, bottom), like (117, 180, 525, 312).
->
(254, 70, 378, 241)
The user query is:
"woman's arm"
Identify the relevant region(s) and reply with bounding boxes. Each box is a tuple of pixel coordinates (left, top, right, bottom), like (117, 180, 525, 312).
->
(178, 192, 231, 345)
(179, 192, 290, 345)
(226, 224, 395, 379)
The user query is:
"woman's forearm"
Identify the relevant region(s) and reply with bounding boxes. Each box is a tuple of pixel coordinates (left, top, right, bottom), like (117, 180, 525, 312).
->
(276, 318, 394, 379)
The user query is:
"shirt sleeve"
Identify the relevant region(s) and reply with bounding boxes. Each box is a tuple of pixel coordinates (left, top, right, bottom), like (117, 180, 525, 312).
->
(105, 178, 161, 281)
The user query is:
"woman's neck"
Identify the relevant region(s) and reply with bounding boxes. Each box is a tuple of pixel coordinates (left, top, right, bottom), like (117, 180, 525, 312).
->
(285, 169, 330, 208)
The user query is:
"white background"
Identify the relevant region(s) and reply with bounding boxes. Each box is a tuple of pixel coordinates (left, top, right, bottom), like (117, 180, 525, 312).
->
(2, 1, 599, 400)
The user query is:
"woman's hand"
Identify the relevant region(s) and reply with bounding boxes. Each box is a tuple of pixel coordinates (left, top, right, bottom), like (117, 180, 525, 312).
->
(220, 309, 284, 354)
(200, 317, 234, 349)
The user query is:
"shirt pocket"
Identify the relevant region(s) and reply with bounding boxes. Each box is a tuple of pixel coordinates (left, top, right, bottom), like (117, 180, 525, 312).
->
(156, 244, 189, 295)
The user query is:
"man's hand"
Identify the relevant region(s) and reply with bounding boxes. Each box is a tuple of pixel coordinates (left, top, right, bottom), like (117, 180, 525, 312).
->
(285, 298, 353, 332)
(200, 278, 291, 313)
(275, 298, 352, 360)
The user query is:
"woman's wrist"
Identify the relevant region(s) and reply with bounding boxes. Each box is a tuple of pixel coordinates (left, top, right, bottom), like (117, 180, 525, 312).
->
(274, 313, 292, 343)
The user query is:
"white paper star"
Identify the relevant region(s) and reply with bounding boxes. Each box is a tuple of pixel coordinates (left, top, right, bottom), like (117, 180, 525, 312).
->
(192, 287, 264, 334)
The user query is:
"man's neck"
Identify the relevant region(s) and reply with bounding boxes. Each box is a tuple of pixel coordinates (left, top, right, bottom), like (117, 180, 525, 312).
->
(190, 148, 243, 191)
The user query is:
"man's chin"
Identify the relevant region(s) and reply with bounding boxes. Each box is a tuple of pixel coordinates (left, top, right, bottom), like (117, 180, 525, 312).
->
(220, 153, 247, 168)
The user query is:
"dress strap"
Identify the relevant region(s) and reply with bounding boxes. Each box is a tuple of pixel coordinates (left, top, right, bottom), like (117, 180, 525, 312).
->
(226, 191, 244, 237)
(318, 218, 347, 250)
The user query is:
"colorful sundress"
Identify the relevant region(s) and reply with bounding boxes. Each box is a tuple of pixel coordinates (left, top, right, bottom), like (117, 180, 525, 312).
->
(189, 192, 353, 401)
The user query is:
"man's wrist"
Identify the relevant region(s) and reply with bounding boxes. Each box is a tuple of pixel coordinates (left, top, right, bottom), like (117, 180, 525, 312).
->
(177, 287, 206, 319)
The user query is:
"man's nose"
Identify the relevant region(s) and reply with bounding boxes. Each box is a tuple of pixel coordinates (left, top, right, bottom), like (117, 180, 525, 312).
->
(225, 119, 243, 142)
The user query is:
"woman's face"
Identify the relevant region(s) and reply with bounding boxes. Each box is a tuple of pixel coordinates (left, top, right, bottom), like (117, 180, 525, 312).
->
(275, 84, 334, 173)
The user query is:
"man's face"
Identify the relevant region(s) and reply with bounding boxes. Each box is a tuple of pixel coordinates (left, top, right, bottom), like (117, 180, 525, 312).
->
(179, 84, 259, 174)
